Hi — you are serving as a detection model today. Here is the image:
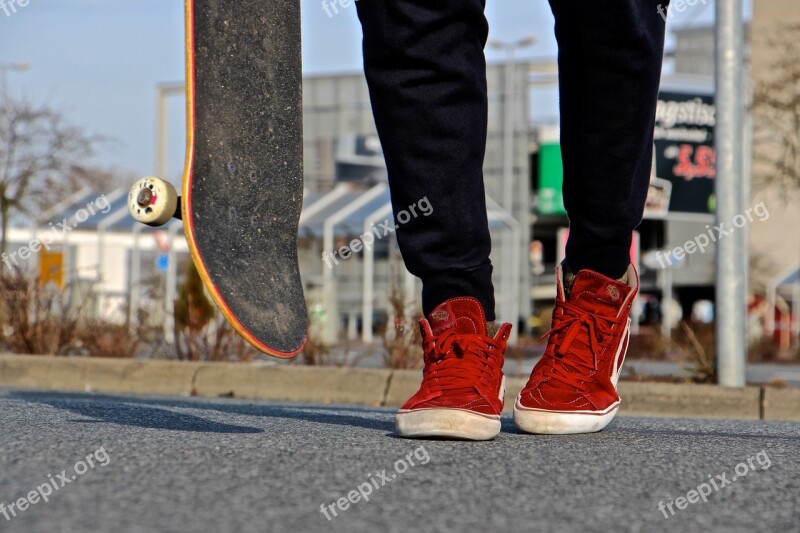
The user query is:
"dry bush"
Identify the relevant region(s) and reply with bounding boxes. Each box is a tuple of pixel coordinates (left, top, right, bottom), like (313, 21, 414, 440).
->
(748, 333, 800, 363)
(173, 314, 259, 362)
(299, 327, 330, 365)
(0, 268, 89, 355)
(381, 282, 423, 370)
(172, 262, 259, 362)
(627, 330, 672, 360)
(296, 305, 363, 367)
(297, 304, 332, 365)
(747, 334, 781, 363)
(0, 268, 147, 358)
(298, 338, 358, 367)
(674, 321, 716, 383)
(78, 323, 140, 358)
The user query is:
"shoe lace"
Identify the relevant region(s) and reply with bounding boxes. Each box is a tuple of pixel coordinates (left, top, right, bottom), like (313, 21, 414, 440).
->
(539, 300, 624, 391)
(423, 330, 504, 394)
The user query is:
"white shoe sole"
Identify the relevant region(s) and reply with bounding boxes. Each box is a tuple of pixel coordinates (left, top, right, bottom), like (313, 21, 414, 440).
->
(396, 408, 501, 440)
(512, 397, 619, 434)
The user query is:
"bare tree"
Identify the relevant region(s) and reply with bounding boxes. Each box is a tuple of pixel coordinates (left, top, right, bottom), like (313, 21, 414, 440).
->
(0, 95, 108, 253)
(751, 23, 800, 194)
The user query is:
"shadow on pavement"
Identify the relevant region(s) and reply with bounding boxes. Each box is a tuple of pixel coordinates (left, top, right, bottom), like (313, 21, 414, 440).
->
(7, 390, 397, 434)
(10, 391, 263, 434)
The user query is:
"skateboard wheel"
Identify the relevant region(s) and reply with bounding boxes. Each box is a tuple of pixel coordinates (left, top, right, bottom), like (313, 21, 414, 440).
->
(128, 176, 178, 226)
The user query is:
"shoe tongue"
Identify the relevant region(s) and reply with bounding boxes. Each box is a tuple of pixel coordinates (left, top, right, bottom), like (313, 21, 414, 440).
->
(568, 270, 631, 317)
(428, 298, 487, 336)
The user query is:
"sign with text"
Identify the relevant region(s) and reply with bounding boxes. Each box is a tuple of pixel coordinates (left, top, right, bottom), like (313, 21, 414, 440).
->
(654, 90, 716, 214)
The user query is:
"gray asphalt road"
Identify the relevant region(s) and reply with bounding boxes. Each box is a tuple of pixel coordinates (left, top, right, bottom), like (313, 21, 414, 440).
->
(0, 389, 797, 533)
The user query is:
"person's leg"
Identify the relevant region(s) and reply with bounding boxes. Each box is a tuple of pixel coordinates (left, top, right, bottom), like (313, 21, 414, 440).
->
(515, 1, 667, 435)
(357, 1, 510, 440)
(551, 0, 668, 279)
(355, 0, 496, 320)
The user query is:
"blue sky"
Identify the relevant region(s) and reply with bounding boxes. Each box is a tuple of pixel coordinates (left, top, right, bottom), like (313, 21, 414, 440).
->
(0, 0, 741, 184)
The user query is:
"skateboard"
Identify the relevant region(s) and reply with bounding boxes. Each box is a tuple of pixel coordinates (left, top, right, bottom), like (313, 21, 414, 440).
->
(128, 0, 307, 358)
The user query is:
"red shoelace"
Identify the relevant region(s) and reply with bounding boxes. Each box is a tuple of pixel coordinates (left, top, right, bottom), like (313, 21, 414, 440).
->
(539, 300, 626, 391)
(422, 330, 504, 395)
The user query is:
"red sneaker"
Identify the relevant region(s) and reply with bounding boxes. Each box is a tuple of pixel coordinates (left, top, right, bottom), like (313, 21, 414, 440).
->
(513, 265, 637, 434)
(396, 297, 512, 440)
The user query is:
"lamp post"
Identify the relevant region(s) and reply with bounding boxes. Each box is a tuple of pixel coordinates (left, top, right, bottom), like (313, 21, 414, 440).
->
(155, 82, 185, 178)
(714, 0, 747, 387)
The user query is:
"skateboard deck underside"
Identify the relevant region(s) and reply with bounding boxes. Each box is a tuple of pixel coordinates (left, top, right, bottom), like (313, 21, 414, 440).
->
(183, 0, 307, 356)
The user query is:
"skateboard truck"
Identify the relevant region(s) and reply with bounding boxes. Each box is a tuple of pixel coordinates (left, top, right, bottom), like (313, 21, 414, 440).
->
(128, 176, 181, 226)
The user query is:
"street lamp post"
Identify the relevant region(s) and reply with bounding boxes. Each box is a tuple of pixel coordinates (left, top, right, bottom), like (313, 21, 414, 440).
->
(715, 0, 747, 387)
(155, 82, 185, 178)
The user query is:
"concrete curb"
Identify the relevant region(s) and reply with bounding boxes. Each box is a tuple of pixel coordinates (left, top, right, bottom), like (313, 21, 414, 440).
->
(762, 387, 800, 421)
(618, 382, 762, 420)
(1, 354, 797, 421)
(193, 364, 388, 406)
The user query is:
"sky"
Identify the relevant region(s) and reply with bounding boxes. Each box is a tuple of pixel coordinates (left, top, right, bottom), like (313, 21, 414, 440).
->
(0, 0, 744, 185)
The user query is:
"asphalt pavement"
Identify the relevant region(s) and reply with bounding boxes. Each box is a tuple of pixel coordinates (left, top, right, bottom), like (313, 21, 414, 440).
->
(0, 388, 797, 533)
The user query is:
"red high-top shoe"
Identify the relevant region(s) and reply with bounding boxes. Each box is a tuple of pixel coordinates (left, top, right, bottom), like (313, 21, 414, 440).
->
(396, 297, 512, 440)
(514, 265, 637, 434)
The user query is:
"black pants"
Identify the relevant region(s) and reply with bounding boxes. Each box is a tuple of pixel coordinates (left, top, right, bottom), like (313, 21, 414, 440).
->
(356, 0, 667, 320)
